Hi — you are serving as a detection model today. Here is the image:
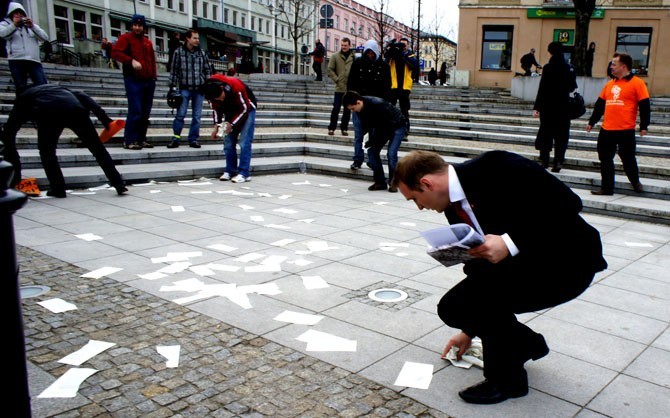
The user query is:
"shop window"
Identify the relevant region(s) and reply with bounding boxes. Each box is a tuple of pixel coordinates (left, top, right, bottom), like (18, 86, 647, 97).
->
(179, 0, 185, 12)
(155, 28, 165, 51)
(481, 25, 513, 70)
(212, 4, 218, 20)
(615, 27, 652, 75)
(193, 0, 198, 16)
(54, 5, 70, 44)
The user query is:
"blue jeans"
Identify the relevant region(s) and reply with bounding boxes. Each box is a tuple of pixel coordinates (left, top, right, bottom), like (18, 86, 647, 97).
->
(172, 89, 204, 143)
(9, 60, 47, 93)
(352, 112, 365, 164)
(123, 76, 156, 144)
(367, 126, 406, 184)
(223, 109, 256, 177)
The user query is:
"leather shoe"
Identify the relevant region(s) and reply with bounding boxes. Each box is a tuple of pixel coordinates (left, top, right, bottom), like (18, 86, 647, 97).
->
(633, 182, 644, 193)
(368, 182, 388, 191)
(189, 142, 201, 148)
(328, 130, 335, 136)
(115, 185, 128, 195)
(341, 130, 348, 136)
(551, 163, 562, 173)
(166, 141, 179, 148)
(458, 379, 528, 405)
(388, 185, 398, 193)
(591, 189, 613, 196)
(350, 162, 362, 170)
(139, 141, 154, 148)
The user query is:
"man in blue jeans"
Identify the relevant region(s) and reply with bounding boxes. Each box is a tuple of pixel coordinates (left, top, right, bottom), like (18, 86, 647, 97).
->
(167, 29, 211, 149)
(111, 14, 157, 150)
(343, 91, 405, 192)
(201, 75, 257, 183)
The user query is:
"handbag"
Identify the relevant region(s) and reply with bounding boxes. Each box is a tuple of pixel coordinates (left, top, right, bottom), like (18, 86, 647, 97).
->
(568, 92, 586, 120)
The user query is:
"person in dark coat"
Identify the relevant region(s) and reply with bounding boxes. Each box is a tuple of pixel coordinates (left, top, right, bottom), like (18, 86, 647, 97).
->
(346, 39, 391, 170)
(344, 90, 406, 192)
(438, 62, 448, 86)
(166, 32, 181, 72)
(532, 41, 577, 172)
(585, 42, 596, 77)
(392, 150, 607, 405)
(520, 48, 541, 76)
(428, 68, 438, 86)
(0, 84, 127, 197)
(308, 39, 325, 81)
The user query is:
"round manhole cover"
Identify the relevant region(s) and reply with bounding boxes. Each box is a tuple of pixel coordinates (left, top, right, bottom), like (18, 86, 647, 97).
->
(20, 285, 51, 299)
(368, 288, 408, 303)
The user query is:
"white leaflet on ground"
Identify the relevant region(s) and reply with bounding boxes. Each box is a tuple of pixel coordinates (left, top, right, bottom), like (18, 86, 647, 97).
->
(265, 224, 291, 229)
(157, 262, 192, 274)
(235, 253, 265, 263)
(156, 345, 180, 368)
(274, 208, 298, 214)
(58, 340, 116, 366)
(301, 275, 329, 289)
(250, 215, 265, 222)
(296, 329, 356, 352)
(239, 204, 254, 210)
(207, 243, 238, 252)
(393, 362, 434, 389)
(37, 368, 99, 398)
(271, 238, 295, 246)
(38, 298, 77, 313)
(137, 271, 167, 280)
(274, 310, 323, 325)
(171, 206, 185, 212)
(624, 242, 654, 247)
(74, 233, 102, 241)
(189, 265, 216, 276)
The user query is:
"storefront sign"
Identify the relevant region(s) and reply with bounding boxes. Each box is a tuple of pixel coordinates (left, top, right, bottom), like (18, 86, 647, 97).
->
(554, 29, 575, 46)
(489, 43, 506, 51)
(527, 8, 605, 19)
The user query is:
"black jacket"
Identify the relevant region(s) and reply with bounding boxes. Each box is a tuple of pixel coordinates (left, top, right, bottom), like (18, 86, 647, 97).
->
(533, 54, 577, 117)
(356, 96, 406, 149)
(347, 56, 391, 100)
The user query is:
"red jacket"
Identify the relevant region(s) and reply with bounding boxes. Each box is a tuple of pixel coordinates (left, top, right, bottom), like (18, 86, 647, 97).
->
(111, 32, 157, 80)
(208, 74, 256, 130)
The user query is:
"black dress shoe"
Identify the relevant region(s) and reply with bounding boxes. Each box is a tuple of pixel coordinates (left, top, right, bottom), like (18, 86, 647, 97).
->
(350, 162, 362, 169)
(115, 185, 128, 195)
(189, 142, 201, 148)
(368, 182, 388, 191)
(458, 379, 528, 405)
(46, 190, 67, 198)
(166, 141, 179, 148)
(551, 163, 562, 173)
(633, 182, 644, 193)
(591, 189, 614, 196)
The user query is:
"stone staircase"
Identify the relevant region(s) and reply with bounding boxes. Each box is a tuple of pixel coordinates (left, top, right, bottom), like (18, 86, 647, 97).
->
(2, 59, 669, 224)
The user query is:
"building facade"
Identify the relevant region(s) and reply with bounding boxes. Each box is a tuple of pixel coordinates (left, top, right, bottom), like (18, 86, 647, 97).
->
(456, 0, 670, 95)
(419, 32, 457, 81)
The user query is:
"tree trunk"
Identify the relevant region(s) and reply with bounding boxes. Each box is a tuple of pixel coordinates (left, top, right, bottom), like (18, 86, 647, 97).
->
(572, 0, 596, 76)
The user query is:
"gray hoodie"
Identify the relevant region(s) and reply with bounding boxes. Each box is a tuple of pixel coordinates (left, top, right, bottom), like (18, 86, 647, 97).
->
(0, 2, 49, 62)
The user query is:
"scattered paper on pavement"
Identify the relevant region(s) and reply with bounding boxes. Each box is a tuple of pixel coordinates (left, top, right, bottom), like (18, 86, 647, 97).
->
(38, 298, 77, 313)
(37, 368, 99, 398)
(58, 340, 116, 366)
(394, 362, 434, 389)
(81, 266, 122, 279)
(157, 345, 181, 368)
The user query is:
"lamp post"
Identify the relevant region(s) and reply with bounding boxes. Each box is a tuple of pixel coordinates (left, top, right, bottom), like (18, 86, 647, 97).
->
(267, 2, 279, 74)
(350, 26, 357, 48)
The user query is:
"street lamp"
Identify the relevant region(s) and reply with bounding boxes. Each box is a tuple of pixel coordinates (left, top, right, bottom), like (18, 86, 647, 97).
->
(267, 1, 280, 74)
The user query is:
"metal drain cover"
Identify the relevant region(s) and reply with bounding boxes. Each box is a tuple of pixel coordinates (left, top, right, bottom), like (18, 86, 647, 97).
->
(368, 288, 408, 303)
(20, 285, 50, 299)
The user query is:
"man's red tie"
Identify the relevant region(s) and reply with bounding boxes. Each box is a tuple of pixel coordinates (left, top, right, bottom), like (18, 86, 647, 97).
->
(452, 200, 474, 228)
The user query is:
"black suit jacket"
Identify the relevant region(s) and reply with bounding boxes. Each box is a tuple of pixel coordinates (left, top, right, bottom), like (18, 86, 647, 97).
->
(448, 151, 607, 277)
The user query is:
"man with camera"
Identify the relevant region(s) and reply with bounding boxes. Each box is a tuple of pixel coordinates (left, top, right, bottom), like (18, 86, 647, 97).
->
(384, 38, 418, 140)
(0, 2, 49, 94)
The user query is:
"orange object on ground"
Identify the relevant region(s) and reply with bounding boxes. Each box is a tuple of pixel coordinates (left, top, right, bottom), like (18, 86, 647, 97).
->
(99, 119, 125, 143)
(15, 178, 41, 196)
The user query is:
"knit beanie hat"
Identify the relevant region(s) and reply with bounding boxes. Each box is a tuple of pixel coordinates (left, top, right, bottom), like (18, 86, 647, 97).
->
(131, 14, 147, 28)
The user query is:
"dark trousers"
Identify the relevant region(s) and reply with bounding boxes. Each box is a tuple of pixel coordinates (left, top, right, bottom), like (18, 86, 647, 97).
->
(535, 114, 570, 165)
(596, 129, 640, 193)
(123, 76, 156, 144)
(437, 263, 594, 385)
(34, 112, 124, 192)
(390, 89, 411, 132)
(9, 60, 47, 94)
(312, 61, 323, 81)
(328, 92, 351, 132)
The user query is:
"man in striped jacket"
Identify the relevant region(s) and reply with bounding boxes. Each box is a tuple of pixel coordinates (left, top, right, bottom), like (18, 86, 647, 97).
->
(167, 29, 211, 149)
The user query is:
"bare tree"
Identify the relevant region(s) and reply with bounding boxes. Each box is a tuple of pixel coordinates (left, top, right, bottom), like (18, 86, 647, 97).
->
(372, 0, 394, 48)
(572, 0, 597, 76)
(274, 0, 319, 74)
(425, 9, 445, 72)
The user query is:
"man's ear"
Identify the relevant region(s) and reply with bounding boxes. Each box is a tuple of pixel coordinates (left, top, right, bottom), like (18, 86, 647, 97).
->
(419, 176, 432, 190)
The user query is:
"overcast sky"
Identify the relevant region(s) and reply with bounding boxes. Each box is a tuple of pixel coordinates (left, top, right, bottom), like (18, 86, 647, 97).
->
(354, 0, 460, 41)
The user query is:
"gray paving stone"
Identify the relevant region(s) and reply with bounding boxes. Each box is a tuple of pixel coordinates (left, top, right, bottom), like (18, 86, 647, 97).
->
(586, 374, 670, 418)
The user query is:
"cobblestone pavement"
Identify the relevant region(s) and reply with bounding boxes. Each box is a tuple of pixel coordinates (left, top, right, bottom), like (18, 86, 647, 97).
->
(20, 246, 451, 418)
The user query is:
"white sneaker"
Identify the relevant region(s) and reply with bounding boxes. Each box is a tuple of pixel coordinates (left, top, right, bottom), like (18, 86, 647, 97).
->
(219, 172, 231, 181)
(231, 174, 249, 183)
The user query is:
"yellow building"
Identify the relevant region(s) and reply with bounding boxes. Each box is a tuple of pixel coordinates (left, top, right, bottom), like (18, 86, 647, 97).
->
(456, 0, 670, 95)
(419, 33, 457, 81)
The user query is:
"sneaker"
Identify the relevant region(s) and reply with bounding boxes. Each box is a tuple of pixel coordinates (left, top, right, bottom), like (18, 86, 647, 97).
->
(139, 141, 154, 148)
(231, 174, 249, 183)
(350, 162, 362, 170)
(368, 182, 387, 191)
(189, 141, 201, 148)
(341, 130, 348, 136)
(123, 142, 142, 150)
(219, 172, 231, 181)
(166, 141, 179, 148)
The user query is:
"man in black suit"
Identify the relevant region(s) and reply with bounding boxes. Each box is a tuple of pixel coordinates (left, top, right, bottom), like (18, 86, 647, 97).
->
(392, 150, 607, 404)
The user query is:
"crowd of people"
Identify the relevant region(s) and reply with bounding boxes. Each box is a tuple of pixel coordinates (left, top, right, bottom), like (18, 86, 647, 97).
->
(0, 5, 654, 408)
